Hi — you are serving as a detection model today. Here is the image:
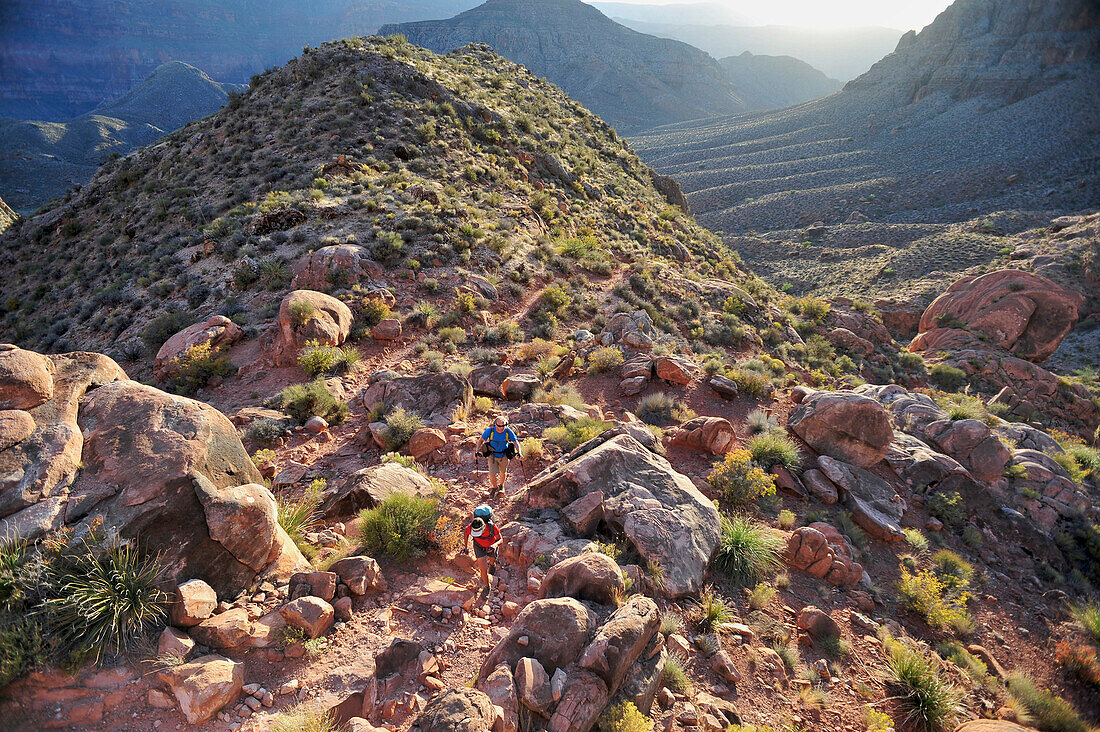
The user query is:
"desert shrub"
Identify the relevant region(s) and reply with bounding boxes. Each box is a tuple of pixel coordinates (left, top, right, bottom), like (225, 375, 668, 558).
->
(0, 615, 48, 688)
(297, 340, 358, 376)
(274, 379, 349, 424)
(926, 491, 965, 529)
(598, 701, 652, 732)
(745, 408, 778, 435)
(278, 479, 324, 556)
(1054, 642, 1100, 686)
(748, 582, 777, 610)
(1051, 450, 1086, 484)
(163, 342, 234, 396)
(695, 585, 732, 632)
(587, 346, 624, 374)
(287, 299, 318, 327)
(1006, 673, 1091, 732)
(635, 391, 693, 426)
(270, 705, 339, 732)
(729, 368, 771, 398)
(381, 408, 424, 451)
(359, 297, 391, 327)
(515, 338, 560, 362)
(247, 418, 287, 444)
(746, 432, 802, 472)
(519, 437, 544, 459)
(543, 417, 611, 450)
(777, 509, 796, 530)
(534, 384, 587, 410)
(1063, 442, 1100, 480)
(1069, 602, 1100, 646)
(357, 493, 440, 561)
(713, 514, 783, 586)
(930, 550, 973, 589)
(897, 566, 973, 635)
(903, 529, 930, 553)
(539, 284, 571, 314)
(930, 364, 967, 392)
(141, 310, 194, 350)
(788, 296, 831, 323)
(661, 655, 690, 693)
(252, 448, 276, 467)
(886, 640, 964, 732)
(707, 449, 776, 503)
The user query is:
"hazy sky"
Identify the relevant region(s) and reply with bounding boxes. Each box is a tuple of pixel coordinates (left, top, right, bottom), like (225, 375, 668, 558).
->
(605, 1, 955, 30)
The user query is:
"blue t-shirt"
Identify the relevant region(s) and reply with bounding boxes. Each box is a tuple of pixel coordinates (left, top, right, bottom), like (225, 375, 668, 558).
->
(482, 426, 519, 455)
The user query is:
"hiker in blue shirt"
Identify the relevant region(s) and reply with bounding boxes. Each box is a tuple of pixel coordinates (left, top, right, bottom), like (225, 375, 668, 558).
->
(477, 416, 520, 495)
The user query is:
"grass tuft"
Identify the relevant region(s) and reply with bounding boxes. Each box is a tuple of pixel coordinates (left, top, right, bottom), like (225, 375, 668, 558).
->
(886, 640, 964, 732)
(713, 513, 783, 587)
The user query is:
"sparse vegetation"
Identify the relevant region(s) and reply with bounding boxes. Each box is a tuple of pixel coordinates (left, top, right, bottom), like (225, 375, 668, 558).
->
(1006, 673, 1091, 732)
(707, 449, 777, 503)
(713, 514, 783, 586)
(543, 416, 611, 450)
(746, 431, 802, 472)
(273, 379, 349, 424)
(381, 407, 424, 451)
(635, 391, 694, 426)
(885, 639, 964, 732)
(597, 701, 652, 732)
(357, 493, 440, 562)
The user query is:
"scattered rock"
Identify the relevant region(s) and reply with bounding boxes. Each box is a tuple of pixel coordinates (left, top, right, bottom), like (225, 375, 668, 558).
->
(539, 552, 625, 606)
(784, 523, 863, 587)
(502, 374, 541, 401)
(320, 462, 435, 518)
(788, 390, 893, 468)
(279, 597, 335, 638)
(664, 416, 736, 455)
(170, 579, 218, 627)
(189, 607, 252, 649)
(158, 654, 244, 725)
(158, 626, 196, 659)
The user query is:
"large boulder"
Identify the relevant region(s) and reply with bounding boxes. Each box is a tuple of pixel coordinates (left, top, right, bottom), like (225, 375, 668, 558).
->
(578, 596, 660, 692)
(788, 390, 893, 468)
(479, 598, 595, 681)
(479, 665, 519, 732)
(269, 290, 353, 366)
(885, 433, 978, 494)
(924, 419, 1011, 484)
(524, 434, 720, 598)
(154, 315, 244, 380)
(76, 380, 308, 595)
(0, 345, 55, 410)
(914, 270, 1082, 362)
(546, 671, 608, 732)
(952, 723, 1030, 732)
(663, 416, 736, 455)
(0, 349, 126, 529)
(817, 456, 905, 541)
(292, 243, 380, 290)
(539, 552, 625, 606)
(784, 523, 863, 587)
(469, 365, 509, 397)
(319, 462, 434, 518)
(359, 372, 472, 427)
(416, 688, 496, 732)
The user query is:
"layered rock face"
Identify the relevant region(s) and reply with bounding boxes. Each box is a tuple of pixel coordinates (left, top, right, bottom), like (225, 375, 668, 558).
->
(381, 0, 747, 134)
(0, 345, 306, 596)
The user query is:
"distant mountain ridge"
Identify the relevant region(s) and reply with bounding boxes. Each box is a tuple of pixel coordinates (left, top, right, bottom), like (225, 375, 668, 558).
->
(382, 0, 748, 134)
(0, 0, 479, 121)
(1, 62, 244, 212)
(720, 52, 841, 111)
(610, 19, 904, 81)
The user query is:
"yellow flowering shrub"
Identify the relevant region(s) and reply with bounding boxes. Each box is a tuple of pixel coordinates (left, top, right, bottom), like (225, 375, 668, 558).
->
(707, 449, 776, 503)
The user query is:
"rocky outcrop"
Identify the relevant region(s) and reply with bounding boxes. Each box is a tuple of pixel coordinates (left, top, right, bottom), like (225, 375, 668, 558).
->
(360, 372, 472, 428)
(912, 270, 1082, 362)
(523, 433, 720, 598)
(320, 462, 435, 518)
(292, 243, 380, 290)
(479, 598, 596, 680)
(0, 346, 307, 597)
(268, 290, 353, 367)
(784, 523, 863, 587)
(788, 390, 893, 468)
(539, 552, 625, 606)
(817, 456, 905, 541)
(153, 315, 244, 380)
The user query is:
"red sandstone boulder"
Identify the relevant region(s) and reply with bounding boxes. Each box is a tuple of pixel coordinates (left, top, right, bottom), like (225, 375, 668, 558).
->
(788, 390, 893, 468)
(664, 416, 736, 455)
(268, 290, 353, 366)
(0, 345, 55, 410)
(292, 243, 380, 290)
(539, 552, 625, 606)
(784, 523, 863, 587)
(914, 270, 1082, 362)
(154, 316, 244, 380)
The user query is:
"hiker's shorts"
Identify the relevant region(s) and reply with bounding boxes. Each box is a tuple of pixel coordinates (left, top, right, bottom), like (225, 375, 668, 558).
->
(473, 542, 497, 560)
(488, 454, 509, 481)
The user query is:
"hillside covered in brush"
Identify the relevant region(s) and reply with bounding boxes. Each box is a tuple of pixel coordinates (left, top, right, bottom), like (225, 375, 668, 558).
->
(0, 36, 742, 361)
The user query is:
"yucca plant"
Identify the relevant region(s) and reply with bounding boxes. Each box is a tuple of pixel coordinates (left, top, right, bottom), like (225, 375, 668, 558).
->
(43, 539, 168, 664)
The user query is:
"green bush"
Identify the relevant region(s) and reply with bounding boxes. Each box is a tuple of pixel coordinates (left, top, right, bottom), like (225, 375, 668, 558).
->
(1006, 673, 1091, 732)
(746, 432, 802, 472)
(635, 391, 693, 426)
(587, 346, 624, 374)
(274, 379, 349, 424)
(926, 491, 966, 529)
(598, 701, 652, 732)
(886, 640, 964, 732)
(163, 343, 235, 396)
(543, 417, 611, 450)
(357, 493, 440, 562)
(712, 514, 783, 586)
(278, 479, 324, 556)
(297, 340, 358, 376)
(382, 408, 424, 451)
(247, 418, 288, 444)
(141, 310, 194, 350)
(930, 364, 967, 392)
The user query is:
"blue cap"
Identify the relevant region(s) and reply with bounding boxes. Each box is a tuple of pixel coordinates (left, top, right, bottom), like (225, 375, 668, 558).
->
(474, 504, 493, 518)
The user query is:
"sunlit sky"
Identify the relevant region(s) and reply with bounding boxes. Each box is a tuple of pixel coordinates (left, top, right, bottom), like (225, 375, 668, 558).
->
(597, 0, 955, 30)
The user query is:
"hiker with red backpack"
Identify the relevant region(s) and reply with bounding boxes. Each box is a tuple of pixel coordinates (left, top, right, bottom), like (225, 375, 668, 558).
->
(464, 504, 502, 590)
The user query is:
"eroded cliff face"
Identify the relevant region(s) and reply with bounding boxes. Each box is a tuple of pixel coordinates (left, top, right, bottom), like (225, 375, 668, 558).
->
(0, 0, 478, 120)
(849, 0, 1100, 105)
